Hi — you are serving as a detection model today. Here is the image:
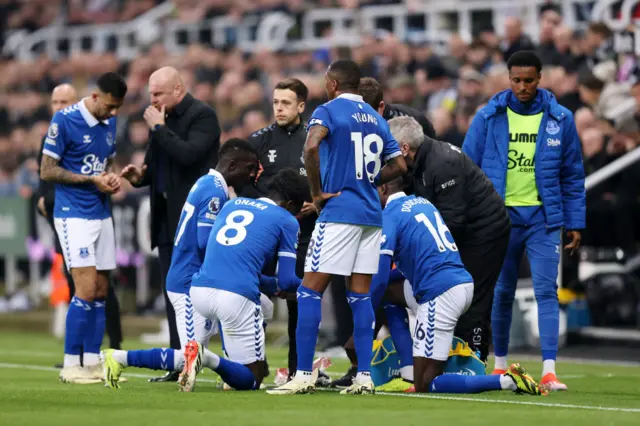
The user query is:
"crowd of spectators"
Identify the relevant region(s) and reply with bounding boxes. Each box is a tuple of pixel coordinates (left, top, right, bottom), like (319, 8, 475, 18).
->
(0, 1, 638, 251)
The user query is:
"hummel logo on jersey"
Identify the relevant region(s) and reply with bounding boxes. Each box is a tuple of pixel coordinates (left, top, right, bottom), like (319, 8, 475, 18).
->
(268, 150, 277, 163)
(83, 135, 92, 144)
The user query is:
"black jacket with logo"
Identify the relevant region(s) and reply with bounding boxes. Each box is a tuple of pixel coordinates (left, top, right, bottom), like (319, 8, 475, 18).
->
(410, 136, 511, 244)
(247, 120, 315, 243)
(383, 103, 436, 139)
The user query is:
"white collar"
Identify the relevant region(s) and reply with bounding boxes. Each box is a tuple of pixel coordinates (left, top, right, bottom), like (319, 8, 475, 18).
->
(78, 98, 109, 127)
(207, 169, 229, 197)
(258, 197, 277, 205)
(337, 93, 364, 103)
(385, 191, 407, 207)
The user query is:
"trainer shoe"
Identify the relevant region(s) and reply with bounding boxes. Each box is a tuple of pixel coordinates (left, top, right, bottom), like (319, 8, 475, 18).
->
(178, 340, 203, 392)
(329, 365, 357, 389)
(505, 363, 543, 395)
(267, 369, 319, 395)
(540, 372, 568, 392)
(340, 375, 375, 395)
(101, 349, 123, 389)
(149, 370, 180, 383)
(375, 377, 413, 392)
(59, 365, 103, 384)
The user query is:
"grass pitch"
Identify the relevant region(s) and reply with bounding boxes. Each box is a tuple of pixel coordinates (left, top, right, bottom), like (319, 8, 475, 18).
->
(0, 331, 639, 426)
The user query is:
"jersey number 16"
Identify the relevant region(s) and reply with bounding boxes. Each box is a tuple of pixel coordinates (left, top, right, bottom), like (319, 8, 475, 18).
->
(414, 211, 458, 252)
(351, 132, 383, 182)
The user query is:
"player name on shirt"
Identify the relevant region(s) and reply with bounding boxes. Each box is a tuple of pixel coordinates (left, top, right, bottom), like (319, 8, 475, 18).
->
(234, 199, 269, 210)
(351, 112, 378, 125)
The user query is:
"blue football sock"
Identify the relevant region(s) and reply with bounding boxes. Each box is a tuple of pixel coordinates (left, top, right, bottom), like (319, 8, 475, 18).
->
(84, 298, 105, 355)
(384, 304, 413, 368)
(430, 374, 502, 393)
(536, 287, 559, 361)
(348, 291, 374, 374)
(296, 286, 322, 372)
(127, 348, 175, 371)
(215, 357, 257, 390)
(65, 296, 91, 357)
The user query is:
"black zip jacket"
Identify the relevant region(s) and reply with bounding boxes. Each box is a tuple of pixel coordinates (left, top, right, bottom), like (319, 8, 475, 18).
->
(411, 136, 511, 244)
(246, 120, 315, 243)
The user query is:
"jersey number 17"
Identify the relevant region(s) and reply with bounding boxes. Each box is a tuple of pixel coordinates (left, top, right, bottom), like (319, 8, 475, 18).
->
(351, 132, 383, 183)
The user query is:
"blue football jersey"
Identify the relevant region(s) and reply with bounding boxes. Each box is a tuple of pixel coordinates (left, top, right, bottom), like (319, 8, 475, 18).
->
(191, 197, 300, 303)
(380, 192, 472, 304)
(166, 170, 229, 294)
(42, 100, 117, 219)
(308, 93, 401, 227)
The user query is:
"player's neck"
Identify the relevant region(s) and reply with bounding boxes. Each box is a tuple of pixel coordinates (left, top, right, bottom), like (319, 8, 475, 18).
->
(82, 98, 98, 119)
(333, 89, 358, 99)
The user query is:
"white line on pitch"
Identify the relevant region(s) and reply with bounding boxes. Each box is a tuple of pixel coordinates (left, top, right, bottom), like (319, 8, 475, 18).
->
(1, 362, 639, 413)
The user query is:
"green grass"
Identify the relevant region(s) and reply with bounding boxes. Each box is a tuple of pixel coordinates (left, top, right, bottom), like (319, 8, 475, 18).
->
(0, 331, 639, 425)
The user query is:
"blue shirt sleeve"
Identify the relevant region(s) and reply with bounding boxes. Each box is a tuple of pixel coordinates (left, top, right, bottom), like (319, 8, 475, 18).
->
(278, 215, 299, 260)
(371, 254, 392, 309)
(42, 112, 67, 161)
(276, 215, 301, 291)
(308, 105, 332, 137)
(259, 274, 279, 296)
(380, 120, 402, 162)
(380, 217, 397, 257)
(196, 189, 226, 251)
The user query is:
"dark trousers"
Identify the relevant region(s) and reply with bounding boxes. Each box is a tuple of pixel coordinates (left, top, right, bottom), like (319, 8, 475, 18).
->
(158, 244, 181, 350)
(454, 228, 511, 362)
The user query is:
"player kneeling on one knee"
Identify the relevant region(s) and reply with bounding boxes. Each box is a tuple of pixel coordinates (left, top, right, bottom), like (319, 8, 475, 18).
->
(369, 178, 544, 395)
(181, 168, 310, 391)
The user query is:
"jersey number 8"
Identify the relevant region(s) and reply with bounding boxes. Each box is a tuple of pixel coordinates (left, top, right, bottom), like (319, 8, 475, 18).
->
(351, 132, 383, 182)
(216, 210, 255, 246)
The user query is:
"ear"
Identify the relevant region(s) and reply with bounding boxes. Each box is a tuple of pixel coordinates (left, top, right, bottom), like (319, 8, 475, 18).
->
(378, 101, 385, 116)
(297, 101, 305, 114)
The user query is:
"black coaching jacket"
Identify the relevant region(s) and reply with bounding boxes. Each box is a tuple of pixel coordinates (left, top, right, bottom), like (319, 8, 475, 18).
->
(411, 136, 511, 244)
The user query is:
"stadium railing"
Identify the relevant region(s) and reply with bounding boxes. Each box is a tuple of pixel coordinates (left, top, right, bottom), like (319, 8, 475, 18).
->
(4, 0, 600, 62)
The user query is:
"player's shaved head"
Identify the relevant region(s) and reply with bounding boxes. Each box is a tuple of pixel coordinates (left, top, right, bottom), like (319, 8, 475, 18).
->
(267, 168, 311, 215)
(50, 84, 78, 114)
(324, 60, 362, 100)
(148, 66, 187, 111)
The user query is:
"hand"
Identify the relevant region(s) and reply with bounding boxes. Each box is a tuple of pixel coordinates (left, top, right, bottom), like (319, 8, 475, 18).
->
(120, 164, 147, 185)
(564, 230, 582, 255)
(296, 201, 317, 219)
(275, 291, 297, 301)
(144, 105, 166, 130)
(37, 196, 47, 218)
(104, 172, 121, 193)
(91, 173, 120, 194)
(312, 192, 341, 213)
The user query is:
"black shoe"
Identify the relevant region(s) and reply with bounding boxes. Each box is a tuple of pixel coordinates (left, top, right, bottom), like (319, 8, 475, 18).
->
(329, 365, 357, 389)
(148, 370, 180, 383)
(316, 370, 331, 387)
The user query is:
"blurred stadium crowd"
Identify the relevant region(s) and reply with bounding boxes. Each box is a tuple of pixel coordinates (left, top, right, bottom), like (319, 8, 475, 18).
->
(0, 0, 639, 253)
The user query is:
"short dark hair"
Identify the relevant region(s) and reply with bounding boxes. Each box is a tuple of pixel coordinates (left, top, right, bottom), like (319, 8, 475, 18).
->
(274, 78, 309, 103)
(507, 51, 543, 73)
(219, 137, 258, 161)
(96, 72, 128, 99)
(359, 77, 383, 109)
(588, 22, 612, 39)
(267, 168, 311, 212)
(578, 70, 605, 91)
(327, 60, 362, 91)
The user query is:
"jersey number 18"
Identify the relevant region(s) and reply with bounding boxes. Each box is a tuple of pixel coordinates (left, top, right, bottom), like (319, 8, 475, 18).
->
(351, 132, 383, 182)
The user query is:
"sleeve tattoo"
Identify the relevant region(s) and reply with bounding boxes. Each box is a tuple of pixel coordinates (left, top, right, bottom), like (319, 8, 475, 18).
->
(303, 126, 328, 197)
(40, 155, 93, 185)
